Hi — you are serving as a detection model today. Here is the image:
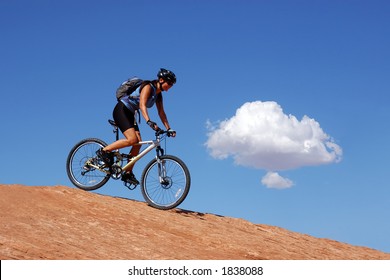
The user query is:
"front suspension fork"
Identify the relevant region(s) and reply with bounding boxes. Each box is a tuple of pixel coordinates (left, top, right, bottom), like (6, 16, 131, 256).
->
(156, 147, 167, 184)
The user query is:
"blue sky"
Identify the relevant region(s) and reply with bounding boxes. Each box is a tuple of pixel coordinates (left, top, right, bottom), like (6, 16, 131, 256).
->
(1, 0, 389, 254)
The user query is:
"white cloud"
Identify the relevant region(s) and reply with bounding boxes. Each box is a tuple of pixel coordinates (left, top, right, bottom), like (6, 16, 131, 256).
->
(261, 172, 294, 189)
(205, 101, 343, 187)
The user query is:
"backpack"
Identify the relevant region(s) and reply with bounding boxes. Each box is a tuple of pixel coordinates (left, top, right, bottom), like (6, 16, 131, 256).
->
(115, 77, 143, 101)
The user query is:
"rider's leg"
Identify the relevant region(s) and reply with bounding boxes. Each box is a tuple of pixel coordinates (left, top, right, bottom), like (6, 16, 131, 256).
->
(103, 128, 139, 152)
(104, 101, 140, 152)
(120, 130, 142, 185)
(128, 129, 141, 153)
(127, 130, 142, 173)
(99, 102, 141, 185)
(96, 128, 138, 166)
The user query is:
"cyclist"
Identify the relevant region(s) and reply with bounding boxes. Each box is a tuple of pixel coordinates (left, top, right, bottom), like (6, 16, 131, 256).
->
(97, 68, 177, 185)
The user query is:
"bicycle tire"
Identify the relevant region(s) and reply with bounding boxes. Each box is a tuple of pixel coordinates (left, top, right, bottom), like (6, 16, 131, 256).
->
(66, 138, 110, 191)
(141, 155, 191, 210)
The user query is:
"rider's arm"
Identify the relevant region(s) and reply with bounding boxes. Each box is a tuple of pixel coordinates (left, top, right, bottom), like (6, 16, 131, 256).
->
(139, 84, 153, 123)
(156, 94, 171, 130)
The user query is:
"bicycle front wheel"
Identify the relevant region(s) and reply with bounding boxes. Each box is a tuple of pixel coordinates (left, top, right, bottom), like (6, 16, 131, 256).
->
(141, 155, 191, 210)
(66, 138, 110, 191)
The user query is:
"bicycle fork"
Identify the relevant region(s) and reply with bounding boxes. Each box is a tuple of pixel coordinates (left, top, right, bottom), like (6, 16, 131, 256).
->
(155, 146, 171, 187)
(157, 158, 167, 185)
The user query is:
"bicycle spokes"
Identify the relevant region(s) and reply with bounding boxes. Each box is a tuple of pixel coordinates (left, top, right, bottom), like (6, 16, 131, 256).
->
(66, 139, 111, 191)
(141, 155, 190, 210)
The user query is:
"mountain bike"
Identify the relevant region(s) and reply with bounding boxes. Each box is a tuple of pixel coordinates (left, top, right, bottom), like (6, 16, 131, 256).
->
(66, 120, 191, 210)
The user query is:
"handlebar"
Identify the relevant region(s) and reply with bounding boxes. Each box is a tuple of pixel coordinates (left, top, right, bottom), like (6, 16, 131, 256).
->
(155, 129, 176, 137)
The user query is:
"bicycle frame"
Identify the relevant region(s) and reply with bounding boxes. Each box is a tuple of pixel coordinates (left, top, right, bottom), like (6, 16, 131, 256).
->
(121, 137, 164, 172)
(109, 119, 165, 173)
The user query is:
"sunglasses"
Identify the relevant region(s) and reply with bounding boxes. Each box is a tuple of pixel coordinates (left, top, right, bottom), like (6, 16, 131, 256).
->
(165, 80, 174, 86)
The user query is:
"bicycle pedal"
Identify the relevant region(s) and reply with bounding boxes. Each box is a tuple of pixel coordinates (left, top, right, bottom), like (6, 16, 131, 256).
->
(124, 181, 137, 190)
(83, 165, 92, 171)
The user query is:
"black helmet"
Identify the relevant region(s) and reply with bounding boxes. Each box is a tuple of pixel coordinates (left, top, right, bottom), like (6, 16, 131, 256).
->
(157, 68, 176, 84)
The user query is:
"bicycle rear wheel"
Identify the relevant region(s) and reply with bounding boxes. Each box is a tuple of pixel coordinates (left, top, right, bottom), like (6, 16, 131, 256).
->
(141, 155, 191, 210)
(66, 138, 110, 191)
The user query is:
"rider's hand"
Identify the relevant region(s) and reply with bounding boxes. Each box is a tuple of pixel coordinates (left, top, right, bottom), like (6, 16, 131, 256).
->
(167, 128, 176, 137)
(147, 120, 160, 131)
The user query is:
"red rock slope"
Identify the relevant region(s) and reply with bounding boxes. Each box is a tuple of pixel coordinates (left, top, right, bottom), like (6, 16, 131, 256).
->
(0, 184, 389, 260)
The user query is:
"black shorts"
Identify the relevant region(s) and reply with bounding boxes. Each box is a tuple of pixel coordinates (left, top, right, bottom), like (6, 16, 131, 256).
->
(113, 101, 140, 133)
